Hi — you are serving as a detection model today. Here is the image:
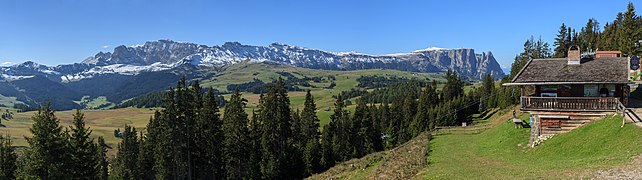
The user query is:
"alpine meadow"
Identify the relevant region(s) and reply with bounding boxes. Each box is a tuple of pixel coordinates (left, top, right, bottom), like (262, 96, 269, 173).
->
(2, 1, 642, 179)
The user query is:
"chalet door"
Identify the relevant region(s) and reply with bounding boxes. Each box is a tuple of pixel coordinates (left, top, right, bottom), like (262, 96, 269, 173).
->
(558, 85, 572, 97)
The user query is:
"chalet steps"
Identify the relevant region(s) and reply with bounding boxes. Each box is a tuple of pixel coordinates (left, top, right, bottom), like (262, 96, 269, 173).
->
(534, 112, 609, 135)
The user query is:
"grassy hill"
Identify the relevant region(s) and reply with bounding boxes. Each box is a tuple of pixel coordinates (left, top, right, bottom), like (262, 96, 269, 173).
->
(209, 62, 444, 127)
(309, 108, 642, 179)
(308, 132, 431, 179)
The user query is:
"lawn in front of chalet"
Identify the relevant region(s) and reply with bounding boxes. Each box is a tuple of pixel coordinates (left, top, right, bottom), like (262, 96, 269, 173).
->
(420, 112, 642, 179)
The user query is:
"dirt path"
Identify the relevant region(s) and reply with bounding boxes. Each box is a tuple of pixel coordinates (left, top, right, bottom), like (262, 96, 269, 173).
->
(590, 155, 642, 179)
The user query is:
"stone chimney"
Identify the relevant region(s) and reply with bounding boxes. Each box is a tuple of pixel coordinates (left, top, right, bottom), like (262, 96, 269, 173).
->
(567, 45, 581, 65)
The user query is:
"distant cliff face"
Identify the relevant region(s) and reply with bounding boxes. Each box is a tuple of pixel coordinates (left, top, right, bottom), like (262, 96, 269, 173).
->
(78, 40, 505, 80)
(0, 40, 506, 110)
(1, 40, 504, 84)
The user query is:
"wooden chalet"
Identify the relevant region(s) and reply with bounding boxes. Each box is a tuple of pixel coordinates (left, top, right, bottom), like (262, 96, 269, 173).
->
(503, 47, 631, 146)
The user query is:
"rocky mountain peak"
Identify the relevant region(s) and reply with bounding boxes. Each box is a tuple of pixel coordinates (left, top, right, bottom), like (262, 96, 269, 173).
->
(9, 39, 506, 82)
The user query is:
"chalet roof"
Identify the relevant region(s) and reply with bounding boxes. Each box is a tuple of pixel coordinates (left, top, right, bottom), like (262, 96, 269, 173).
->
(505, 57, 629, 85)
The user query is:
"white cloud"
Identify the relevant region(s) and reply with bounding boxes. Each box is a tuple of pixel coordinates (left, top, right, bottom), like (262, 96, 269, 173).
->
(102, 45, 110, 48)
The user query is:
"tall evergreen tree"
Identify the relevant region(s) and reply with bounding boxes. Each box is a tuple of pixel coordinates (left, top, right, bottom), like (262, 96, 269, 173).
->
(379, 100, 390, 131)
(320, 124, 335, 170)
(618, 2, 641, 56)
(154, 89, 177, 179)
(441, 70, 464, 102)
(410, 85, 431, 137)
(399, 91, 417, 144)
(138, 117, 156, 179)
(258, 78, 296, 179)
(481, 74, 496, 110)
(68, 109, 100, 179)
(96, 137, 109, 180)
(112, 126, 139, 179)
(300, 90, 320, 144)
(300, 90, 321, 175)
(554, 23, 570, 58)
(329, 94, 351, 162)
(248, 100, 264, 179)
(350, 98, 368, 157)
(222, 90, 251, 178)
(302, 136, 321, 176)
(355, 99, 383, 155)
(579, 18, 600, 51)
(20, 103, 71, 179)
(193, 89, 224, 179)
(0, 134, 16, 179)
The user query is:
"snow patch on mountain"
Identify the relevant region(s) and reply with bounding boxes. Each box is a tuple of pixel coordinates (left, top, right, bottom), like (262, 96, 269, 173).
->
(1, 74, 35, 81)
(4, 40, 506, 82)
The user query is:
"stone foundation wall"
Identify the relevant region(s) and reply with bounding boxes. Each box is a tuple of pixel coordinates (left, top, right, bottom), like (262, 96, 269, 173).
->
(528, 115, 540, 148)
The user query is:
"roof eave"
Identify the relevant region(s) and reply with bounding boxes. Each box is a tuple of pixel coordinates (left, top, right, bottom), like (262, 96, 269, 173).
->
(503, 81, 633, 86)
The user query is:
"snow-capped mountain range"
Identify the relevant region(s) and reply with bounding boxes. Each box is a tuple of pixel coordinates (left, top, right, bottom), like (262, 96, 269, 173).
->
(0, 39, 504, 83)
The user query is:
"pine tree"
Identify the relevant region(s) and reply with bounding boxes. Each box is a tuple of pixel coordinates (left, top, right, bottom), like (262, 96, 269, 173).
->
(300, 90, 321, 175)
(154, 89, 177, 179)
(0, 134, 17, 179)
(68, 109, 100, 179)
(599, 22, 618, 50)
(481, 74, 496, 110)
(350, 98, 367, 157)
(441, 70, 464, 102)
(248, 104, 263, 179)
(554, 23, 569, 58)
(618, 2, 641, 56)
(222, 90, 250, 178)
(357, 99, 379, 154)
(368, 103, 384, 152)
(173, 78, 194, 178)
(288, 108, 306, 178)
(378, 99, 390, 126)
(291, 108, 304, 147)
(302, 138, 321, 176)
(21, 103, 71, 179)
(138, 117, 156, 179)
(112, 126, 139, 179)
(399, 91, 417, 144)
(579, 18, 600, 51)
(96, 137, 109, 180)
(410, 86, 430, 137)
(320, 124, 335, 170)
(300, 90, 320, 144)
(193, 89, 224, 179)
(259, 78, 296, 179)
(329, 94, 351, 162)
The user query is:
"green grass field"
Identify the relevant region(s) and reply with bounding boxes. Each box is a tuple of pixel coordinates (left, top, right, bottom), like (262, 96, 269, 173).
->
(309, 107, 642, 179)
(0, 108, 155, 157)
(0, 94, 24, 107)
(74, 96, 116, 109)
(210, 62, 443, 127)
(419, 111, 642, 179)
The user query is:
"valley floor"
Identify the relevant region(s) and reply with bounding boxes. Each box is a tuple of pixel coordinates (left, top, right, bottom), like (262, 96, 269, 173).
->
(0, 107, 155, 157)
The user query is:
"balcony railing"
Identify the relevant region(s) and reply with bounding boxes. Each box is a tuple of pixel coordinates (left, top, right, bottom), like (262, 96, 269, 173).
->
(520, 96, 620, 111)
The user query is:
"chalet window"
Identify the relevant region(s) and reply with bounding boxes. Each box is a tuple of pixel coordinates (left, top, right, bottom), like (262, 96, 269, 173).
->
(584, 85, 598, 97)
(540, 85, 557, 97)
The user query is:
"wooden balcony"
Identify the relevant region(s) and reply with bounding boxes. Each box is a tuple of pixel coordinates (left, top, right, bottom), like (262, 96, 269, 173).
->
(520, 96, 620, 111)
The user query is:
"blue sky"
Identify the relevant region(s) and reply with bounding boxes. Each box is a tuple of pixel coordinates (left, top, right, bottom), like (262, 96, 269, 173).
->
(0, 0, 634, 71)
